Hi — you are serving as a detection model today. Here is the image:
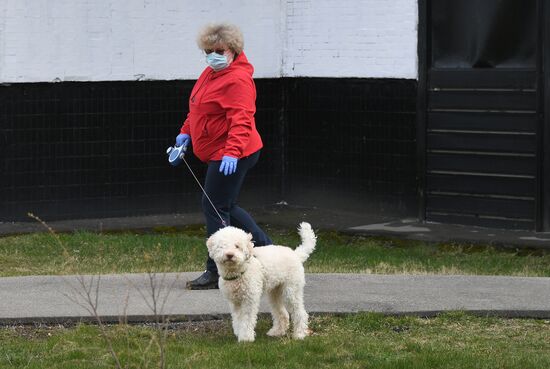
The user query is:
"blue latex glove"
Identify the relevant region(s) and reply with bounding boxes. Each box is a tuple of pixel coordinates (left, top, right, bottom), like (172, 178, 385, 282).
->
(219, 155, 238, 176)
(175, 133, 190, 148)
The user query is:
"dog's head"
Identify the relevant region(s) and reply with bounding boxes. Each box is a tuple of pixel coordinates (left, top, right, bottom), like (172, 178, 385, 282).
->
(206, 226, 255, 269)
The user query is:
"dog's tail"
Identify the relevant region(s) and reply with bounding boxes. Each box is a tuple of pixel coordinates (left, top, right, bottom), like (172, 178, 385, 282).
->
(294, 222, 316, 263)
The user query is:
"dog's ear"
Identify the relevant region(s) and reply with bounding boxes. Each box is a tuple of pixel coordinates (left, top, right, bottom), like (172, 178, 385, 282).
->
(206, 235, 215, 251)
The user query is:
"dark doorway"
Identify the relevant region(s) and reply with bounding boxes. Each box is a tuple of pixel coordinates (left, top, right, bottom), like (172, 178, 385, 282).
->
(418, 0, 547, 230)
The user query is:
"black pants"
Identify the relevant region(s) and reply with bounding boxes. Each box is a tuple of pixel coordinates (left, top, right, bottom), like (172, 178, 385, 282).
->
(202, 150, 272, 272)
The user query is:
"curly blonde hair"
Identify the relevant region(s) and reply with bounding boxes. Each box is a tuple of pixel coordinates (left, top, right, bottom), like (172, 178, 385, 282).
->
(197, 23, 244, 54)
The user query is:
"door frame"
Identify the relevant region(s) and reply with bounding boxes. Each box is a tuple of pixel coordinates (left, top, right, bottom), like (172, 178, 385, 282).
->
(416, 0, 428, 223)
(542, 0, 550, 231)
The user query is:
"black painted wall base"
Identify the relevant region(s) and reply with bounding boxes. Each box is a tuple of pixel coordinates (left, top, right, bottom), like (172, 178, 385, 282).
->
(285, 78, 418, 215)
(0, 78, 418, 222)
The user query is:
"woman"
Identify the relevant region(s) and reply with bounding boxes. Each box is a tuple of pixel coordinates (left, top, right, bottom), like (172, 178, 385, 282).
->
(176, 23, 272, 290)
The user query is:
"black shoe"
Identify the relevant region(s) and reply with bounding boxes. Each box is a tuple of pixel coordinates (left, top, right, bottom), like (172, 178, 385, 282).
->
(186, 270, 219, 290)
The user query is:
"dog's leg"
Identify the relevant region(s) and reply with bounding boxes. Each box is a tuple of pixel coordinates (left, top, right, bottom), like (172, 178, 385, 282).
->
(236, 295, 261, 342)
(228, 302, 241, 337)
(283, 284, 309, 339)
(266, 285, 289, 337)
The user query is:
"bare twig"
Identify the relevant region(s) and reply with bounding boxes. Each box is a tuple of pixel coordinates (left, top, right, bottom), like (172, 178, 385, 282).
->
(29, 212, 184, 369)
(126, 271, 181, 369)
(62, 275, 123, 369)
(27, 213, 63, 248)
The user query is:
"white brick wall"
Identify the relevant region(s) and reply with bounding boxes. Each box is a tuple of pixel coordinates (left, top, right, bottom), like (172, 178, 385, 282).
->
(0, 0, 284, 82)
(0, 0, 417, 83)
(284, 0, 418, 78)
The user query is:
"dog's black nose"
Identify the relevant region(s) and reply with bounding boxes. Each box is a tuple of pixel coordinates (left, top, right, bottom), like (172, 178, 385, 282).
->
(226, 253, 234, 259)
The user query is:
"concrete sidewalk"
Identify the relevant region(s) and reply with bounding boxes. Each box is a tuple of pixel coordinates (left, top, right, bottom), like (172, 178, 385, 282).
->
(1, 207, 549, 325)
(1, 272, 549, 325)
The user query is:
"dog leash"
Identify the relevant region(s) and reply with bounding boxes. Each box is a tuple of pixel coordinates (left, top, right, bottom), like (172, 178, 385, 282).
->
(181, 155, 227, 227)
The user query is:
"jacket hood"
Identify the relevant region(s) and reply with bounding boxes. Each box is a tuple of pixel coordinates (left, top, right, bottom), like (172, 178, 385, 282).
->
(210, 51, 253, 79)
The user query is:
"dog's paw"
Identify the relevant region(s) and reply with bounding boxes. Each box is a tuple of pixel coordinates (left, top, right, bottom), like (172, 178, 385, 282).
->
(237, 334, 255, 343)
(266, 327, 287, 337)
(292, 328, 312, 340)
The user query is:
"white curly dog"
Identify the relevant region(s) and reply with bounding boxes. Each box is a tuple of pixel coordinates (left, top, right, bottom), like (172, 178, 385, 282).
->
(206, 222, 316, 342)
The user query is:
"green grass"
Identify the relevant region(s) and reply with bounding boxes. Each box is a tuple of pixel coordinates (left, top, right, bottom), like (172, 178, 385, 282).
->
(1, 226, 549, 368)
(0, 225, 549, 277)
(1, 313, 549, 369)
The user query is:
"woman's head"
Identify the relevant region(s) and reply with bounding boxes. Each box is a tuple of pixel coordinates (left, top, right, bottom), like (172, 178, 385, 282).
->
(197, 23, 244, 55)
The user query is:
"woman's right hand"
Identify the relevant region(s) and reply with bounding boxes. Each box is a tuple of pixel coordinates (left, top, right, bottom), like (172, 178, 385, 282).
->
(175, 133, 190, 149)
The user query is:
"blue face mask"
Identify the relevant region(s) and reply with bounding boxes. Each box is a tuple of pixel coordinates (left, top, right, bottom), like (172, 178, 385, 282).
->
(206, 52, 229, 71)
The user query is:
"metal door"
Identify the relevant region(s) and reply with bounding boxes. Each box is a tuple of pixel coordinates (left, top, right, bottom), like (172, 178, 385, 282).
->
(418, 0, 544, 230)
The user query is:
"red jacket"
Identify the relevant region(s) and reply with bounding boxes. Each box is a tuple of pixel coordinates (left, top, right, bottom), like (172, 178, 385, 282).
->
(180, 52, 263, 162)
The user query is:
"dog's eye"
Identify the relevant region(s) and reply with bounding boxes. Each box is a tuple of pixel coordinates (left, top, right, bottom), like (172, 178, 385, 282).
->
(235, 245, 240, 249)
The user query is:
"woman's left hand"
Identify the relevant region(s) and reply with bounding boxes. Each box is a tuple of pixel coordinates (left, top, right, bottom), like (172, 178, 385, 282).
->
(219, 155, 238, 176)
